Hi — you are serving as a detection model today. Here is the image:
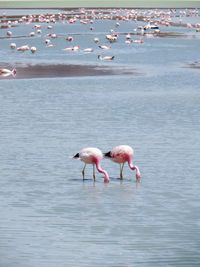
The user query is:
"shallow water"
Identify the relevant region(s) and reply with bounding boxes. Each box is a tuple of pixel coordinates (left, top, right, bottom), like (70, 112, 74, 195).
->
(0, 9, 200, 267)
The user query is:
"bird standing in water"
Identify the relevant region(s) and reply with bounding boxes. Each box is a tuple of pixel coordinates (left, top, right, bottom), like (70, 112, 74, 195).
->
(0, 68, 16, 77)
(104, 145, 141, 181)
(73, 147, 109, 183)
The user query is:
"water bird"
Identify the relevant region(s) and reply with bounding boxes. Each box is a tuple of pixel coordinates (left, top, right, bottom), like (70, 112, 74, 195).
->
(99, 45, 111, 50)
(94, 37, 99, 43)
(98, 55, 114, 60)
(17, 45, 29, 52)
(0, 68, 16, 77)
(83, 48, 93, 53)
(104, 145, 141, 181)
(30, 46, 37, 53)
(106, 34, 118, 43)
(6, 31, 12, 37)
(29, 31, 35, 37)
(73, 147, 109, 183)
(66, 36, 73, 41)
(10, 43, 16, 49)
(63, 45, 80, 51)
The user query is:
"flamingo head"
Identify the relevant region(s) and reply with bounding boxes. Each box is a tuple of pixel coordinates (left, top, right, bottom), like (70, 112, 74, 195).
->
(136, 171, 141, 182)
(12, 68, 17, 76)
(73, 153, 79, 159)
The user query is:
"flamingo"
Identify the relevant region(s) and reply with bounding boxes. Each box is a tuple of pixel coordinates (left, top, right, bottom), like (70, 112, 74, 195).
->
(0, 68, 16, 77)
(10, 43, 16, 49)
(98, 45, 111, 50)
(83, 48, 93, 53)
(98, 55, 114, 60)
(94, 37, 99, 43)
(73, 147, 109, 183)
(17, 45, 29, 52)
(30, 46, 37, 53)
(104, 145, 141, 181)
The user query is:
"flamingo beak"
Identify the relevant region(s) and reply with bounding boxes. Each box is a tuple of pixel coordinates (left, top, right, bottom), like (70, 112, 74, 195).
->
(73, 153, 79, 158)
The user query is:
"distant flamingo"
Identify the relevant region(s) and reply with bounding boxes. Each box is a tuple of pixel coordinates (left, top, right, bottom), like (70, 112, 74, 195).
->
(0, 68, 16, 77)
(73, 147, 109, 183)
(30, 46, 37, 53)
(99, 45, 111, 49)
(98, 55, 114, 60)
(104, 145, 141, 181)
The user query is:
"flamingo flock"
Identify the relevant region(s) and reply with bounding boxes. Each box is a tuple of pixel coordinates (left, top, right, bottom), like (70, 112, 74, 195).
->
(73, 145, 141, 183)
(1, 8, 199, 78)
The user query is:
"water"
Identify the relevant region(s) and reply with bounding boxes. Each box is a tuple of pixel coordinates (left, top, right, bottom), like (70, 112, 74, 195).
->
(0, 9, 200, 267)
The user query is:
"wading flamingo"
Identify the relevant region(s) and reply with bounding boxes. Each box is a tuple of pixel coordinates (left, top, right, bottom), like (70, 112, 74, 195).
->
(0, 68, 16, 77)
(104, 145, 141, 181)
(73, 147, 109, 183)
(98, 55, 114, 60)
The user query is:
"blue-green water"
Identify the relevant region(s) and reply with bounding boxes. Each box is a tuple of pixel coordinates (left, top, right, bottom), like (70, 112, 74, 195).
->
(0, 9, 200, 267)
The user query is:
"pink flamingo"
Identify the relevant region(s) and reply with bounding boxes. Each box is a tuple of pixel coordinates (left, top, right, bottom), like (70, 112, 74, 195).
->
(73, 147, 109, 183)
(0, 68, 16, 77)
(104, 145, 141, 181)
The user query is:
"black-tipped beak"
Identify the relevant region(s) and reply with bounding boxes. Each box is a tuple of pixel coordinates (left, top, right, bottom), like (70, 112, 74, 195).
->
(104, 151, 111, 158)
(73, 153, 79, 158)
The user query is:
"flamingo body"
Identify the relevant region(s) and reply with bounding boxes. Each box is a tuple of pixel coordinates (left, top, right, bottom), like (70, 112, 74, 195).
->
(0, 68, 16, 77)
(104, 145, 141, 181)
(73, 147, 109, 183)
(98, 55, 114, 61)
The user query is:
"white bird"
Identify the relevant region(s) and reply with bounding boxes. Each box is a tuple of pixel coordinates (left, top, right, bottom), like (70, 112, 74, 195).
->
(6, 31, 12, 37)
(29, 31, 35, 37)
(66, 36, 73, 41)
(30, 46, 37, 53)
(94, 37, 99, 43)
(17, 45, 29, 52)
(45, 39, 51, 45)
(126, 33, 131, 39)
(63, 45, 80, 51)
(99, 45, 111, 50)
(73, 147, 109, 183)
(83, 48, 93, 53)
(0, 68, 16, 77)
(104, 145, 141, 181)
(98, 55, 115, 60)
(10, 43, 16, 49)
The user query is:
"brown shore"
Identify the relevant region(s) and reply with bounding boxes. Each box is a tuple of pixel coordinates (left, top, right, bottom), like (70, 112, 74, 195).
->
(0, 63, 142, 79)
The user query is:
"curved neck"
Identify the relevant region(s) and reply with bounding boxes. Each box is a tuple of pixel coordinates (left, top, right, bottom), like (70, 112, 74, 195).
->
(95, 161, 109, 183)
(128, 157, 141, 180)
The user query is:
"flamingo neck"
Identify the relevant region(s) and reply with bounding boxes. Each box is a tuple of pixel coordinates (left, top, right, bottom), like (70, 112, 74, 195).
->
(95, 161, 109, 183)
(128, 157, 141, 181)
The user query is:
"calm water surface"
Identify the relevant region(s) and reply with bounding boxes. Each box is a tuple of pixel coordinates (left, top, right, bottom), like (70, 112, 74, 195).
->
(0, 9, 200, 267)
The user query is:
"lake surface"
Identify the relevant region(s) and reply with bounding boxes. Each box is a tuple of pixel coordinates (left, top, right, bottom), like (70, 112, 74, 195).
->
(0, 8, 200, 267)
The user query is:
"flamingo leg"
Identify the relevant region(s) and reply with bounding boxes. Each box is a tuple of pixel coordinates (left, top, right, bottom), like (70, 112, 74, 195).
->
(93, 164, 96, 181)
(120, 163, 125, 179)
(82, 164, 86, 180)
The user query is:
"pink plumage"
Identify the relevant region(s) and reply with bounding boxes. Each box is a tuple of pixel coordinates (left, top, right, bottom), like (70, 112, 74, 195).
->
(73, 147, 109, 183)
(104, 145, 141, 181)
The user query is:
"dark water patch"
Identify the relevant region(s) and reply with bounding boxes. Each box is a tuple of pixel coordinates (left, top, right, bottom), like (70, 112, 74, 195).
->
(0, 62, 142, 79)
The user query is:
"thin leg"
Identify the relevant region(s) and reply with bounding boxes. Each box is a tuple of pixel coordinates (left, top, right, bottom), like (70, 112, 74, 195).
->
(82, 164, 86, 180)
(93, 164, 96, 181)
(120, 163, 125, 179)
